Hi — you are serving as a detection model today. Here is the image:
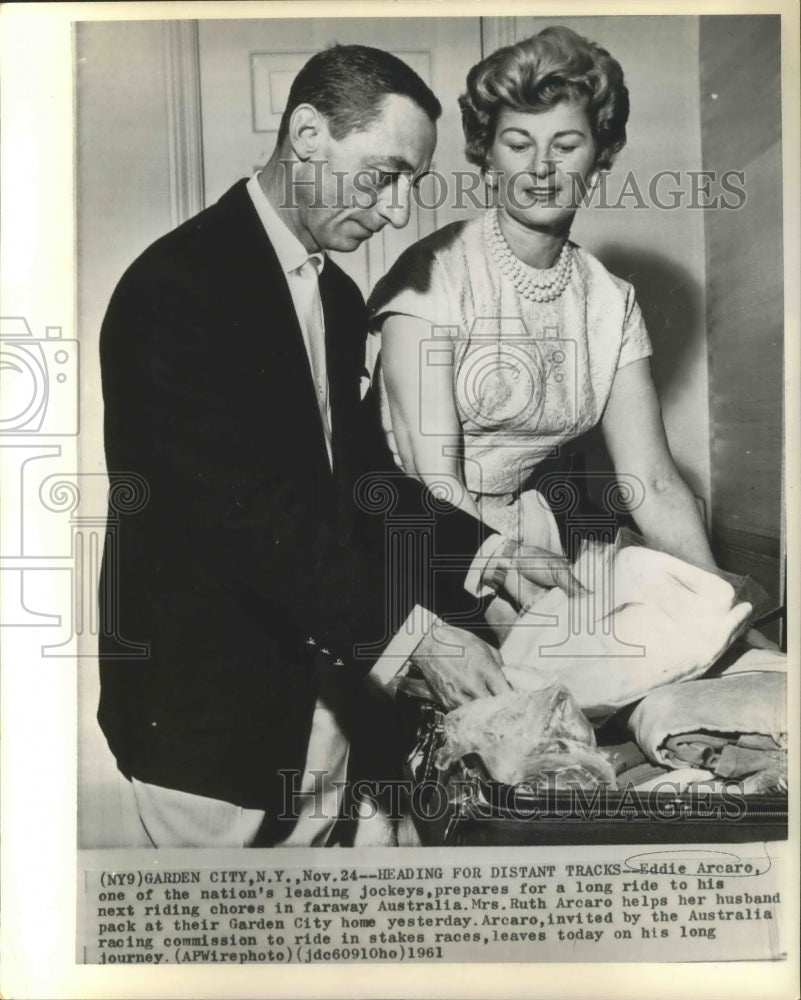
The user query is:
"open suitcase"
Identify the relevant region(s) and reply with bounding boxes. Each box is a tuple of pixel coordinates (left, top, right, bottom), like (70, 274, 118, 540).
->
(396, 688, 788, 847)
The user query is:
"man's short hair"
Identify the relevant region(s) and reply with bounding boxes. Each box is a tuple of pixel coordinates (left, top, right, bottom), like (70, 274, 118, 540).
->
(277, 43, 442, 144)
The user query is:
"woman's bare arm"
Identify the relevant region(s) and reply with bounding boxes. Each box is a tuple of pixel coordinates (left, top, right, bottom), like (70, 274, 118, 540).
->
(601, 358, 716, 569)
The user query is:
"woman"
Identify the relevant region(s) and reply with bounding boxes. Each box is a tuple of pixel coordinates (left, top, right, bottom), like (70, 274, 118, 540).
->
(368, 25, 716, 594)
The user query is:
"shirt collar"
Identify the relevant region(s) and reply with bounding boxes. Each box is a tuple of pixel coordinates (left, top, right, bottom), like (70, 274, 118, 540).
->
(246, 172, 325, 274)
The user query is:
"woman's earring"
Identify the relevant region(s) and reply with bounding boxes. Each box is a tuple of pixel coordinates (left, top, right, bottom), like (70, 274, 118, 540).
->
(484, 167, 500, 207)
(577, 171, 600, 207)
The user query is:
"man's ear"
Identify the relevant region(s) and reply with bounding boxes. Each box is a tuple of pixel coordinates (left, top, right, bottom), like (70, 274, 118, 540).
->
(288, 104, 326, 161)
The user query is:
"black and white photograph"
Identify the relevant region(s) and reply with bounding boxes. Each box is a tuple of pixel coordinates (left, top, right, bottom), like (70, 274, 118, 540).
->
(0, 2, 798, 997)
(77, 11, 789, 848)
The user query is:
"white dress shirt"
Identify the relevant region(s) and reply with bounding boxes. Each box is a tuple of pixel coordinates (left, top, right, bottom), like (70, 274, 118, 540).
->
(247, 174, 332, 467)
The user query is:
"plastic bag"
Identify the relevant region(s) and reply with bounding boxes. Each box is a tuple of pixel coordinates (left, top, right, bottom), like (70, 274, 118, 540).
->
(614, 528, 774, 624)
(435, 683, 617, 789)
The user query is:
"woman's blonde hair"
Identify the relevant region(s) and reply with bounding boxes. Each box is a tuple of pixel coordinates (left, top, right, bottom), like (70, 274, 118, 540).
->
(459, 25, 629, 171)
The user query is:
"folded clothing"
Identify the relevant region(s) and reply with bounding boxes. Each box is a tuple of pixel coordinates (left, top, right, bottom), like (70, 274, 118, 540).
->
(435, 684, 616, 790)
(715, 741, 785, 780)
(627, 767, 719, 793)
(501, 543, 752, 718)
(613, 761, 670, 789)
(598, 741, 647, 776)
(628, 671, 786, 790)
(662, 733, 731, 769)
(715, 646, 787, 676)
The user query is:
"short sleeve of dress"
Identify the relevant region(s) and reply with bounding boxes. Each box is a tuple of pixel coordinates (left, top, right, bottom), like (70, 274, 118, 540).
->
(367, 239, 455, 334)
(618, 283, 653, 368)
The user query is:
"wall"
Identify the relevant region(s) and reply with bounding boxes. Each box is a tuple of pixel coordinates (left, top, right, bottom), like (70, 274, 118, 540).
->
(489, 16, 711, 509)
(75, 20, 176, 846)
(197, 17, 483, 296)
(699, 15, 783, 603)
(76, 21, 175, 376)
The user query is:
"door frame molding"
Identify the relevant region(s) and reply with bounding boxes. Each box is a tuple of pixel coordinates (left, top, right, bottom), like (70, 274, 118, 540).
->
(166, 17, 518, 223)
(164, 19, 205, 224)
(480, 17, 518, 57)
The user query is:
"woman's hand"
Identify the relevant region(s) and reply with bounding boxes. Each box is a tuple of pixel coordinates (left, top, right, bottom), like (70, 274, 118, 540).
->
(745, 627, 781, 651)
(486, 540, 585, 608)
(508, 544, 586, 605)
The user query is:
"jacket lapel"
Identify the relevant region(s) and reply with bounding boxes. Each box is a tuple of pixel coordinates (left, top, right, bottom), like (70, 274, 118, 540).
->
(215, 181, 334, 485)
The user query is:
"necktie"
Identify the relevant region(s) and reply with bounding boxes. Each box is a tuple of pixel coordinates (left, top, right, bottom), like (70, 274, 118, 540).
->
(296, 256, 333, 468)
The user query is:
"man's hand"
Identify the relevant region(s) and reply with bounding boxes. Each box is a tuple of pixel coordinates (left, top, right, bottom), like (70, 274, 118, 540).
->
(410, 621, 510, 710)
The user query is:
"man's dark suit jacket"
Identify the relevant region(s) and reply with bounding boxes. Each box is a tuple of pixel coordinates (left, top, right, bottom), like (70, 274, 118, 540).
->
(98, 179, 492, 833)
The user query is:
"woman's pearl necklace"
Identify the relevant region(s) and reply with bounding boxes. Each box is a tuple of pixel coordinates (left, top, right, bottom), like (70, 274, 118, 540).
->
(483, 210, 573, 303)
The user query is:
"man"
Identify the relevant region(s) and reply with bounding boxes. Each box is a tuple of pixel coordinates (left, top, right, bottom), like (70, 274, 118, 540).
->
(98, 44, 570, 848)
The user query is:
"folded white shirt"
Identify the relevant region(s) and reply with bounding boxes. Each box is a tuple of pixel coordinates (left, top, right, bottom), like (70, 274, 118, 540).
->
(500, 543, 753, 719)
